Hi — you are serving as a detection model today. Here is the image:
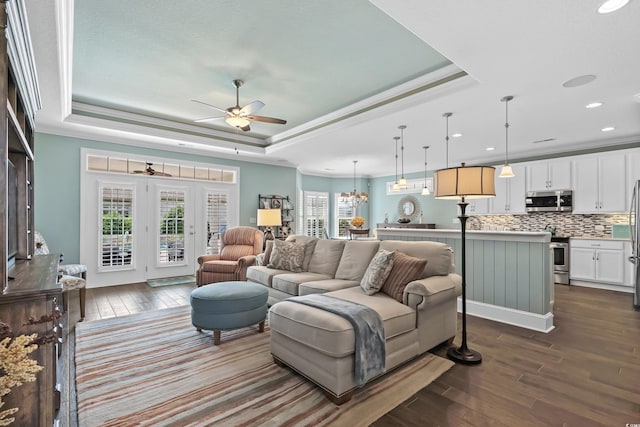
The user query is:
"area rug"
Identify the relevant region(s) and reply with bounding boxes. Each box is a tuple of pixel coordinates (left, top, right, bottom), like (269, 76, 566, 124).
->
(146, 275, 195, 287)
(75, 306, 454, 427)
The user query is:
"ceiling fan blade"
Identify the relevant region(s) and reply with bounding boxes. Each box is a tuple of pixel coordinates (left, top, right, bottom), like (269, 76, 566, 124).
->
(248, 115, 287, 125)
(191, 99, 228, 114)
(194, 116, 226, 123)
(239, 100, 265, 116)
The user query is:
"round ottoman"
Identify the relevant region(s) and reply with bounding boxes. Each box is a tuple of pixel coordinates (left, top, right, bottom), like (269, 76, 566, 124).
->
(190, 281, 268, 345)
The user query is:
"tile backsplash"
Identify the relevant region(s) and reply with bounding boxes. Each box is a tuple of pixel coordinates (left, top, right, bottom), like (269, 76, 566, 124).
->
(473, 212, 631, 238)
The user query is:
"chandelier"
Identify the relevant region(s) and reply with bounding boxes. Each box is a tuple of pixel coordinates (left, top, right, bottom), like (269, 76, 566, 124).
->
(340, 160, 368, 208)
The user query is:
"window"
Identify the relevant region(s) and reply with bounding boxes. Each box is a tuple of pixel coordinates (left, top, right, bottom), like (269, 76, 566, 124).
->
(335, 194, 356, 238)
(100, 185, 134, 269)
(303, 191, 328, 238)
(205, 191, 229, 255)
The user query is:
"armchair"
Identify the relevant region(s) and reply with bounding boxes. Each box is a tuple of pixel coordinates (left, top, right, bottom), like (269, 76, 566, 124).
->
(196, 226, 264, 286)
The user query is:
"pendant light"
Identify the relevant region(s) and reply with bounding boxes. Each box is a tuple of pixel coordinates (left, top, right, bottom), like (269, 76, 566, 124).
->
(393, 136, 401, 191)
(443, 112, 452, 168)
(398, 125, 408, 188)
(421, 146, 431, 195)
(340, 160, 368, 208)
(499, 95, 515, 178)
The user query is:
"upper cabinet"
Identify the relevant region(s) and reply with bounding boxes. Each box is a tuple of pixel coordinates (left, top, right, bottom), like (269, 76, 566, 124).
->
(491, 163, 526, 214)
(573, 153, 626, 214)
(527, 159, 572, 191)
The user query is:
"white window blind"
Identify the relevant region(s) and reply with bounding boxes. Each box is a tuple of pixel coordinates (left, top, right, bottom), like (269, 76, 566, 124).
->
(206, 191, 229, 255)
(303, 191, 329, 238)
(158, 190, 185, 263)
(99, 185, 134, 269)
(335, 194, 356, 238)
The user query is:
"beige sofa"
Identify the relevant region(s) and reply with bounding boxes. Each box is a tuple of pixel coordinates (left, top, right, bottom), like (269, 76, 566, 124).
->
(246, 236, 462, 403)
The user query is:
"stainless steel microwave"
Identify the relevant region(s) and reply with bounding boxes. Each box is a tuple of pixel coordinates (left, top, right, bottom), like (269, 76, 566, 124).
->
(525, 190, 573, 212)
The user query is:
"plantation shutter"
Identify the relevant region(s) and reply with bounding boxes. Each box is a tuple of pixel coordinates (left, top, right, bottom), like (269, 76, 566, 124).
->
(303, 191, 328, 238)
(205, 191, 229, 255)
(99, 184, 134, 269)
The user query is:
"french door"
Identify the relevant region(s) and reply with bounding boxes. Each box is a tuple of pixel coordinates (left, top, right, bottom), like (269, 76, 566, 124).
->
(146, 180, 195, 280)
(81, 175, 237, 287)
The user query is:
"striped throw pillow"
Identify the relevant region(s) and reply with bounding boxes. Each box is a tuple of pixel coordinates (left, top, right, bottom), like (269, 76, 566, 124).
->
(381, 251, 427, 302)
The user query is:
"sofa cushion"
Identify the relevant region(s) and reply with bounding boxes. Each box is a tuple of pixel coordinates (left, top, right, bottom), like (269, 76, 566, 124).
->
(201, 260, 237, 273)
(246, 265, 290, 287)
(360, 249, 395, 295)
(268, 240, 305, 272)
(381, 252, 428, 302)
(308, 239, 346, 277)
(286, 235, 318, 271)
(379, 240, 451, 278)
(269, 287, 415, 358)
(299, 279, 360, 296)
(272, 272, 332, 296)
(334, 240, 381, 281)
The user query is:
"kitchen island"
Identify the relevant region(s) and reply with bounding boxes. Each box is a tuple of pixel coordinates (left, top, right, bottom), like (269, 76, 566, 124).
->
(376, 227, 554, 332)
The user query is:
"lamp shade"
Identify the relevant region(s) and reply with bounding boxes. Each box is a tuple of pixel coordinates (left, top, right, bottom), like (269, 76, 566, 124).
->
(434, 164, 496, 200)
(257, 209, 282, 227)
(499, 164, 515, 178)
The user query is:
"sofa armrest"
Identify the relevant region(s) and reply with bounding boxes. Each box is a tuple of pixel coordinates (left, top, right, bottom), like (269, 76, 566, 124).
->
(197, 254, 222, 265)
(236, 255, 257, 270)
(403, 273, 462, 309)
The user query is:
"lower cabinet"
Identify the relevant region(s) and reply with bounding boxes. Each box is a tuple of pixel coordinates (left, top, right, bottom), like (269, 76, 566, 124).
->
(570, 239, 626, 286)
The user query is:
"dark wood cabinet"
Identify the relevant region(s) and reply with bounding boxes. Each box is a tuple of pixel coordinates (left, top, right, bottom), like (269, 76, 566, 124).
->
(1, 255, 62, 427)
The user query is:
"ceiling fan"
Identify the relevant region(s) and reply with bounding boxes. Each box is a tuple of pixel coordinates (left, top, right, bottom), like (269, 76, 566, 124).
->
(192, 79, 287, 132)
(132, 162, 172, 177)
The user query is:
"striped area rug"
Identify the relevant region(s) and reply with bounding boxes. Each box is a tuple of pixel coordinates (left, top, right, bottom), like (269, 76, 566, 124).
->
(75, 306, 454, 427)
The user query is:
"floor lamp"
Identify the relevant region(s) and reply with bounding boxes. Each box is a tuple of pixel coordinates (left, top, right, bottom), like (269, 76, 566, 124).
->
(257, 208, 282, 242)
(434, 162, 495, 364)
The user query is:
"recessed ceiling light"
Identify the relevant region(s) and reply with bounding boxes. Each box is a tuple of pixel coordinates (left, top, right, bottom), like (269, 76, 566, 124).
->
(452, 133, 462, 138)
(485, 147, 495, 151)
(601, 126, 615, 132)
(562, 75, 597, 88)
(585, 102, 603, 109)
(598, 0, 629, 14)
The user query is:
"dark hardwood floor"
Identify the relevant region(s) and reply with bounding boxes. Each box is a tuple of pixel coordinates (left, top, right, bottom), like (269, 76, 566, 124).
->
(65, 283, 640, 426)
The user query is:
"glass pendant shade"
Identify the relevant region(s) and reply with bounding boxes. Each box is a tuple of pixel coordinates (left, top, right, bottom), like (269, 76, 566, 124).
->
(499, 164, 515, 178)
(421, 186, 431, 196)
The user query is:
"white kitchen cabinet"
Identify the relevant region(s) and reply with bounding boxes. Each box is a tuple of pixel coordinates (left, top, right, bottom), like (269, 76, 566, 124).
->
(466, 198, 489, 215)
(573, 154, 626, 213)
(527, 159, 572, 191)
(628, 149, 640, 188)
(570, 239, 626, 286)
(491, 163, 526, 214)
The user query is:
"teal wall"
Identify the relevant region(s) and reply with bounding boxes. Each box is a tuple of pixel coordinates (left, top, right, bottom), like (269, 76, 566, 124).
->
(368, 171, 458, 229)
(34, 132, 458, 264)
(34, 133, 296, 264)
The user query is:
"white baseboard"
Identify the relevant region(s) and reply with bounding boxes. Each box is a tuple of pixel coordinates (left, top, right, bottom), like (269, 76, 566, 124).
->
(568, 280, 634, 294)
(457, 298, 555, 333)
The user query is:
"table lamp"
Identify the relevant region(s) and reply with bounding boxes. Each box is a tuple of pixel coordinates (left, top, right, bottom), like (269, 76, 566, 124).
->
(257, 209, 282, 241)
(434, 162, 495, 364)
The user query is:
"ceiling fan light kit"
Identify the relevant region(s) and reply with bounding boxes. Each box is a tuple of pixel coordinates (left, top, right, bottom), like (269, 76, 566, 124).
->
(193, 79, 286, 132)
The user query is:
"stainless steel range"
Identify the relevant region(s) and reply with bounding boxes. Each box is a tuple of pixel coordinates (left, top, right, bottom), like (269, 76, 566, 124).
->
(550, 236, 570, 284)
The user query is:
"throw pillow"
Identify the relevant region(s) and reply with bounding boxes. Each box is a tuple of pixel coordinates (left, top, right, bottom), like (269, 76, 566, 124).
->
(381, 252, 428, 302)
(360, 249, 395, 295)
(267, 239, 304, 272)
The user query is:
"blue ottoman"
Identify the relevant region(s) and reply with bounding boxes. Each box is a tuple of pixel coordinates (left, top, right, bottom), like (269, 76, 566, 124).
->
(190, 281, 268, 345)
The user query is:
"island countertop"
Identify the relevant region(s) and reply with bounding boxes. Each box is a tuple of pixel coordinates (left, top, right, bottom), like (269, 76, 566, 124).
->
(375, 226, 554, 332)
(376, 227, 551, 243)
